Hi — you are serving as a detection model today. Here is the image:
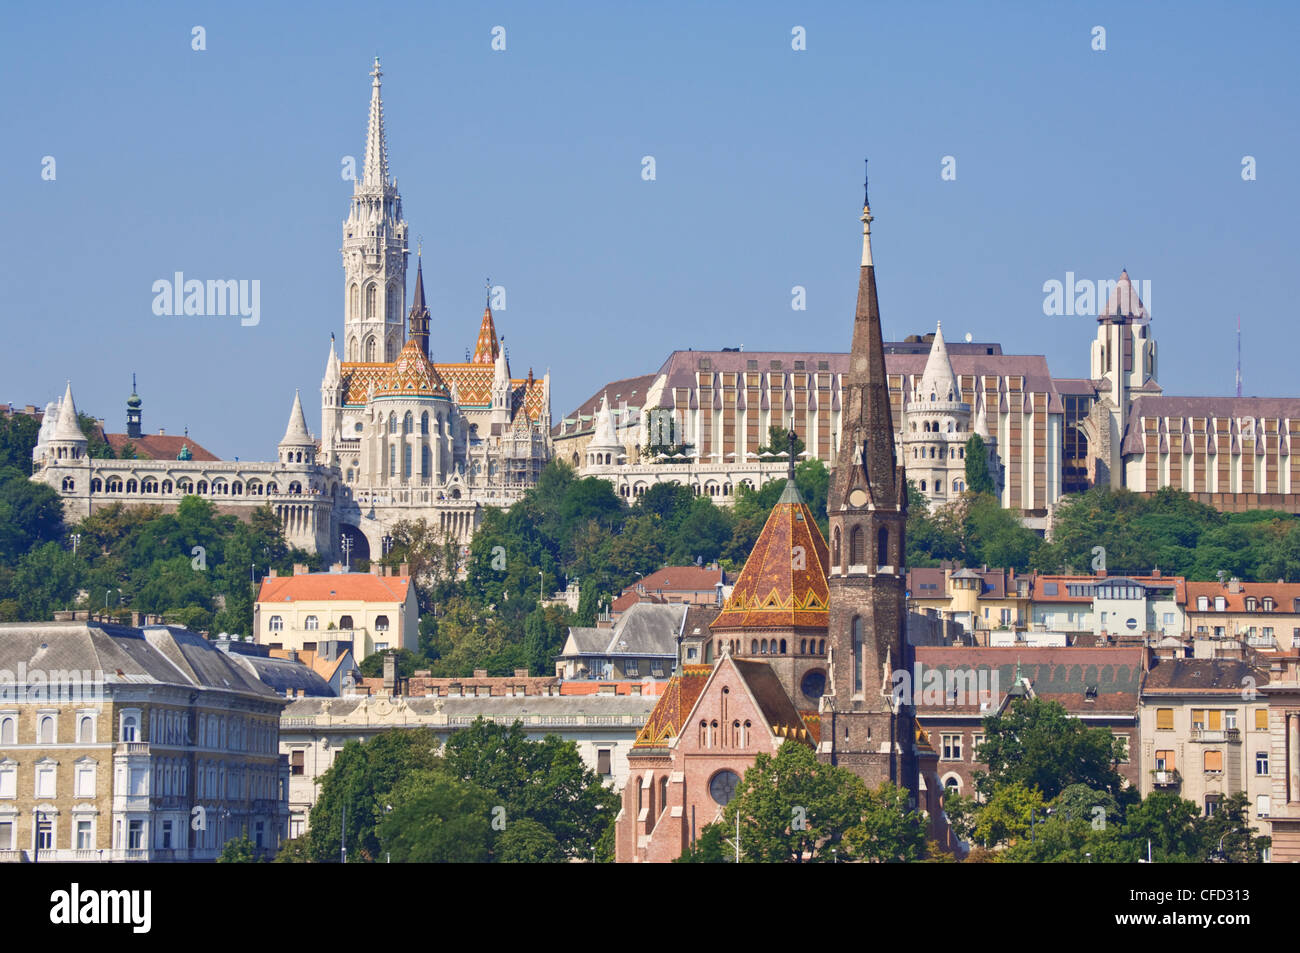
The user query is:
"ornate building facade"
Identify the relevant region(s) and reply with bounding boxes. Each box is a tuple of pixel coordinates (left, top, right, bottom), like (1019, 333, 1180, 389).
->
(32, 60, 551, 562)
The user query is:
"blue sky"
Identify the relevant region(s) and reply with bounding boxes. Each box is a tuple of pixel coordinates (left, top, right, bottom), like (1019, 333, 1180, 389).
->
(2, 1, 1296, 459)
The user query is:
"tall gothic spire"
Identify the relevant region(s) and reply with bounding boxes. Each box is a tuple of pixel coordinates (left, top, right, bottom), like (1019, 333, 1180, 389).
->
(363, 57, 389, 188)
(408, 253, 430, 357)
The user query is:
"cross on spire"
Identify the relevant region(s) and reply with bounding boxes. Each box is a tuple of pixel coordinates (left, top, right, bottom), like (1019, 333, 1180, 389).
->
(863, 157, 870, 209)
(787, 428, 798, 482)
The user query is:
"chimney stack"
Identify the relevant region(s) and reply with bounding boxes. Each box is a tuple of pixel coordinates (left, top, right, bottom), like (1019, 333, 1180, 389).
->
(293, 563, 308, 576)
(383, 651, 397, 695)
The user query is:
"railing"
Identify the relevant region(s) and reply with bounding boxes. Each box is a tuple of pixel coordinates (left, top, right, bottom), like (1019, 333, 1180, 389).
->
(1151, 769, 1181, 786)
(115, 742, 150, 755)
(1191, 728, 1241, 743)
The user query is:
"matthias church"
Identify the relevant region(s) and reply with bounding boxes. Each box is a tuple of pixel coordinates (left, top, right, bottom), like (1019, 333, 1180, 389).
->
(32, 60, 551, 562)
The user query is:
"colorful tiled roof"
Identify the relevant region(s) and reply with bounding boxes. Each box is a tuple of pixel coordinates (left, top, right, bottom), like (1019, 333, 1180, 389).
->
(374, 339, 451, 399)
(711, 481, 830, 631)
(340, 360, 545, 424)
(632, 664, 712, 748)
(472, 306, 500, 363)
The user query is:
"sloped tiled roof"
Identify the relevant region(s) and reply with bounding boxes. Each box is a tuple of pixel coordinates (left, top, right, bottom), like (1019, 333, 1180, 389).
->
(374, 339, 451, 399)
(711, 481, 830, 631)
(104, 432, 220, 461)
(1185, 581, 1300, 613)
(1143, 658, 1268, 694)
(472, 306, 500, 363)
(731, 658, 813, 742)
(257, 572, 411, 604)
(633, 663, 712, 748)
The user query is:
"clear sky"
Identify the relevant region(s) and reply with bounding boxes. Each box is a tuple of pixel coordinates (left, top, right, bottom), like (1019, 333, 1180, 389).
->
(3, 1, 1296, 460)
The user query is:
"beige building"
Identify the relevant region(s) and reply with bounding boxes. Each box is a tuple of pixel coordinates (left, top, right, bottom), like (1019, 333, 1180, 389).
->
(0, 619, 288, 862)
(1139, 657, 1273, 836)
(906, 566, 1029, 641)
(255, 566, 417, 660)
(1260, 653, 1300, 861)
(1185, 579, 1300, 654)
(279, 690, 656, 838)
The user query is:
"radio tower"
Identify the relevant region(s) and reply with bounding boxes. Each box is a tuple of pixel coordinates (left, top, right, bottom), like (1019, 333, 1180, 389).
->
(1235, 316, 1242, 398)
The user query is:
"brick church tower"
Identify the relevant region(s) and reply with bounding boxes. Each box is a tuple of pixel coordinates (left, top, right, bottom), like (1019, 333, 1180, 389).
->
(820, 171, 918, 802)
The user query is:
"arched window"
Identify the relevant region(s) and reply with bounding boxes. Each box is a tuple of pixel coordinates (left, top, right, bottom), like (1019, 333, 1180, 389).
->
(929, 447, 936, 458)
(304, 616, 319, 631)
(732, 720, 741, 747)
(947, 421, 953, 432)
(339, 615, 353, 629)
(850, 526, 864, 565)
(751, 640, 758, 655)
(779, 639, 787, 653)
(90, 478, 102, 493)
(62, 477, 75, 491)
(269, 615, 283, 632)
(387, 285, 398, 323)
(365, 284, 377, 320)
(78, 716, 94, 744)
(365, 336, 376, 362)
(760, 639, 768, 654)
(0, 717, 15, 745)
(920, 480, 927, 492)
(819, 639, 825, 654)
(852, 618, 863, 693)
(421, 446, 431, 477)
(832, 527, 841, 566)
(404, 444, 412, 478)
(421, 412, 429, 435)
(878, 527, 889, 566)
(699, 720, 709, 748)
(403, 411, 413, 435)
(125, 479, 138, 494)
(348, 336, 358, 362)
(161, 480, 173, 494)
(375, 615, 390, 631)
(349, 284, 359, 321)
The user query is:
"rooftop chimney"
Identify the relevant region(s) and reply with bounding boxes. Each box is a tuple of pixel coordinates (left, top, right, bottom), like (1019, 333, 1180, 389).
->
(514, 668, 529, 678)
(1228, 577, 1243, 594)
(383, 651, 397, 695)
(473, 669, 488, 679)
(399, 562, 409, 577)
(293, 563, 308, 576)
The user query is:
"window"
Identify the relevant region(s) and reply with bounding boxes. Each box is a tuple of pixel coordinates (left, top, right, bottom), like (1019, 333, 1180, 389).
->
(75, 762, 95, 797)
(374, 615, 390, 631)
(77, 715, 94, 744)
(76, 820, 93, 850)
(161, 820, 174, 850)
(290, 751, 304, 776)
(1224, 710, 1236, 731)
(269, 615, 283, 632)
(127, 819, 144, 850)
(1205, 796, 1220, 817)
(625, 660, 639, 677)
(1256, 708, 1269, 731)
(1208, 710, 1222, 730)
(1197, 596, 1208, 611)
(120, 711, 139, 743)
(35, 762, 56, 798)
(1204, 750, 1223, 774)
(850, 527, 864, 565)
(1215, 596, 1226, 612)
(0, 716, 14, 745)
(597, 749, 612, 775)
(0, 821, 13, 849)
(1156, 708, 1174, 730)
(941, 734, 962, 761)
(0, 762, 15, 798)
(972, 734, 986, 758)
(37, 818, 53, 851)
(1191, 709, 1205, 730)
(38, 715, 56, 745)
(852, 617, 863, 693)
(1155, 749, 1175, 771)
(1258, 795, 1271, 818)
(1112, 734, 1130, 763)
(304, 615, 319, 631)
(374, 642, 388, 653)
(1257, 751, 1269, 775)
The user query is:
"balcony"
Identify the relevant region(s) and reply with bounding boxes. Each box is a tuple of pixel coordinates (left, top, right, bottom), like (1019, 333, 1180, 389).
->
(1151, 769, 1181, 787)
(114, 742, 150, 756)
(1191, 728, 1241, 743)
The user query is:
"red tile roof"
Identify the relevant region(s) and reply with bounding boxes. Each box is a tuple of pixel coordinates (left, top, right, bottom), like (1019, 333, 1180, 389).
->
(257, 572, 411, 604)
(1185, 581, 1300, 613)
(633, 664, 712, 748)
(105, 432, 220, 461)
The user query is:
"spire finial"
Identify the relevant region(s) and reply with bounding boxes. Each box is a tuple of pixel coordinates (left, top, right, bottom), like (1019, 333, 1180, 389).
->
(787, 428, 797, 483)
(860, 161, 874, 267)
(863, 157, 870, 209)
(132, 372, 137, 394)
(485, 276, 491, 307)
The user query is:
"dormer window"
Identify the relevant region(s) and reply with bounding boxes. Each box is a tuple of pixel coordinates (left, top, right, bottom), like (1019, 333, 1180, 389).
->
(1245, 597, 1257, 612)
(1263, 598, 1275, 612)
(1215, 596, 1226, 612)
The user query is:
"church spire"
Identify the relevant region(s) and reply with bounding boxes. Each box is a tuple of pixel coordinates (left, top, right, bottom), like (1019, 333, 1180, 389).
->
(363, 57, 389, 187)
(472, 281, 501, 364)
(408, 252, 430, 357)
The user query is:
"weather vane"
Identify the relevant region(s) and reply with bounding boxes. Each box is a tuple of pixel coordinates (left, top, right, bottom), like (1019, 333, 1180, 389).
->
(863, 157, 870, 207)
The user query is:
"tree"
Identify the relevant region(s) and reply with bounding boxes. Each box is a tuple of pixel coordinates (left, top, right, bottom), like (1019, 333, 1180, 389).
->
(495, 817, 564, 863)
(217, 834, 258, 863)
(440, 719, 619, 860)
(273, 837, 312, 863)
(77, 413, 114, 459)
(973, 697, 1126, 801)
(0, 467, 65, 565)
(1199, 792, 1270, 863)
(756, 425, 805, 462)
(843, 782, 929, 862)
(307, 728, 441, 862)
(674, 823, 731, 863)
(964, 433, 995, 495)
(722, 739, 866, 863)
(375, 769, 494, 863)
(972, 781, 1045, 848)
(0, 413, 40, 475)
(358, 648, 421, 678)
(942, 786, 979, 843)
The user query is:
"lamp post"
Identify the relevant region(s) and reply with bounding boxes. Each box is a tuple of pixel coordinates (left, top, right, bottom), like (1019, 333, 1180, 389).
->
(340, 534, 353, 572)
(70, 533, 80, 556)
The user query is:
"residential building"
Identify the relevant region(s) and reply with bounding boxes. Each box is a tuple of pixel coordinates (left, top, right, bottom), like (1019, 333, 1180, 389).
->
(1260, 653, 1300, 861)
(1185, 578, 1300, 654)
(1139, 657, 1273, 833)
(254, 565, 417, 660)
(906, 565, 1030, 641)
(557, 603, 699, 680)
(1028, 572, 1186, 642)
(0, 620, 288, 862)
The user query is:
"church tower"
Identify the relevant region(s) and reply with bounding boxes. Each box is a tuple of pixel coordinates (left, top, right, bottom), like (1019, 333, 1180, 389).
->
(126, 374, 143, 439)
(821, 173, 917, 800)
(341, 58, 409, 365)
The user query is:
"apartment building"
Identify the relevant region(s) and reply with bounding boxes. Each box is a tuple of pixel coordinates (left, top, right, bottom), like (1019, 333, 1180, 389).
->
(254, 565, 417, 659)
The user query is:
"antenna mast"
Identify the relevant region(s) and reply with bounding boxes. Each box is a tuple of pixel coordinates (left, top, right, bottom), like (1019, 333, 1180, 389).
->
(1236, 315, 1242, 398)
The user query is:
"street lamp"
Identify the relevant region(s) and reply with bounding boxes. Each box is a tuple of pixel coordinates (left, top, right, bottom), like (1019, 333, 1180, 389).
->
(340, 534, 353, 572)
(70, 533, 80, 556)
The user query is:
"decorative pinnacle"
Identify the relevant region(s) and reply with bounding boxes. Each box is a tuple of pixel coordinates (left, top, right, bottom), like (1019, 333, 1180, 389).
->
(787, 428, 798, 483)
(863, 158, 870, 209)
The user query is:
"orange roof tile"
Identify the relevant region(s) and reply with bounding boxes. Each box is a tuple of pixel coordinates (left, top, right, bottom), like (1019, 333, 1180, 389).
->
(472, 306, 500, 363)
(375, 340, 451, 399)
(1185, 581, 1300, 613)
(257, 572, 411, 604)
(633, 664, 712, 747)
(711, 482, 830, 631)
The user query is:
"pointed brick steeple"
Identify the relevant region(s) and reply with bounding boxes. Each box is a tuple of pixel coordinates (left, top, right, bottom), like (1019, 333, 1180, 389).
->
(821, 169, 917, 801)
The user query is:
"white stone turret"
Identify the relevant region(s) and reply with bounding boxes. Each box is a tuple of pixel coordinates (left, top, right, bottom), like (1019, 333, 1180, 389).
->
(47, 381, 88, 463)
(917, 321, 959, 403)
(341, 58, 409, 365)
(320, 337, 344, 464)
(490, 337, 511, 429)
(587, 393, 622, 468)
(279, 391, 316, 465)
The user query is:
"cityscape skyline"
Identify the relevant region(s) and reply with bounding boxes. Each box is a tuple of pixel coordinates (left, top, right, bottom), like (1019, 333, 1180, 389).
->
(4, 2, 1296, 461)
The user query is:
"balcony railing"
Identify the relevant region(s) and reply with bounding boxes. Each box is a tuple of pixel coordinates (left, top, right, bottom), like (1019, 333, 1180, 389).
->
(114, 742, 150, 755)
(1191, 728, 1241, 743)
(1151, 769, 1181, 787)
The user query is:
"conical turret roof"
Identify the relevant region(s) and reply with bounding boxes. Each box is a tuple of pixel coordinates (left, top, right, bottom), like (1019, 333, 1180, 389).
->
(280, 390, 314, 446)
(711, 482, 830, 631)
(53, 381, 86, 442)
(472, 304, 500, 364)
(918, 321, 960, 403)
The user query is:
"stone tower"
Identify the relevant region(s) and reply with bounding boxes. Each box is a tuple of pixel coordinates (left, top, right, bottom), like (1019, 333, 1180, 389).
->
(126, 374, 143, 439)
(820, 175, 917, 800)
(341, 58, 409, 365)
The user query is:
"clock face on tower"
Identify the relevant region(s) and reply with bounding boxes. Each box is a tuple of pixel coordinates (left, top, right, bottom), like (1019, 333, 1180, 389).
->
(709, 769, 741, 806)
